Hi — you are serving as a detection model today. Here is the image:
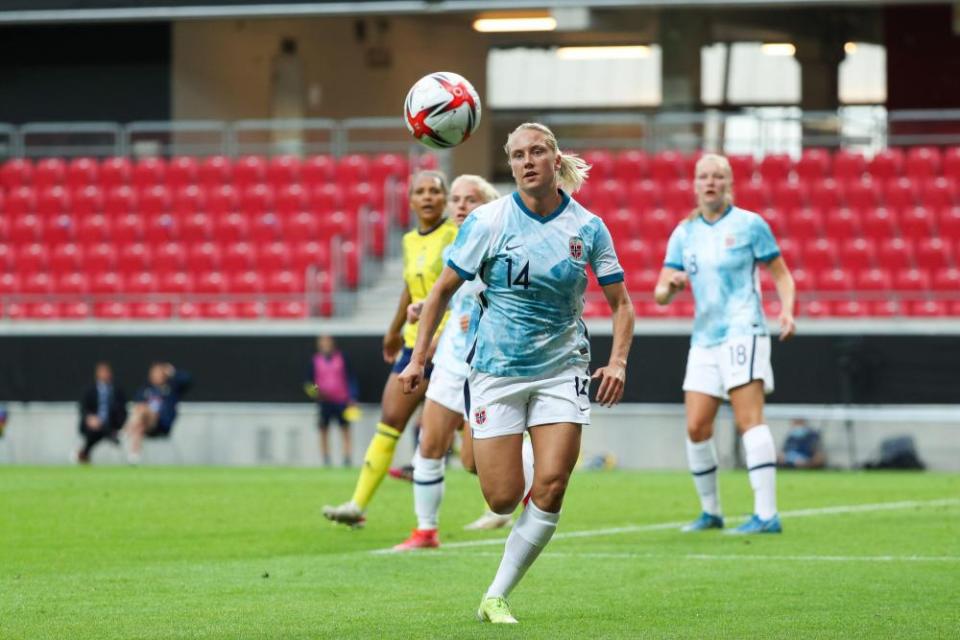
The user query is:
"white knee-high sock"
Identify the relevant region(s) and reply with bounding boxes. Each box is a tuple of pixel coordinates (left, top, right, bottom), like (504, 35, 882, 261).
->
(742, 424, 778, 520)
(413, 453, 444, 530)
(686, 438, 721, 516)
(521, 435, 535, 500)
(485, 500, 559, 598)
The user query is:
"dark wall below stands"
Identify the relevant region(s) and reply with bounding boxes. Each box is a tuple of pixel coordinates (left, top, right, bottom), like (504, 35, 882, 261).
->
(0, 23, 170, 124)
(0, 334, 956, 405)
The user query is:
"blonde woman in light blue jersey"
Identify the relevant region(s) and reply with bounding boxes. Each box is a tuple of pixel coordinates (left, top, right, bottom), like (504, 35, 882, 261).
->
(655, 153, 796, 535)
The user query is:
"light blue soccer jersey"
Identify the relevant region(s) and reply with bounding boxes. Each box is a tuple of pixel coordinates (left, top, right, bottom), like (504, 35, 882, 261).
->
(664, 205, 780, 347)
(447, 190, 624, 377)
(432, 244, 483, 377)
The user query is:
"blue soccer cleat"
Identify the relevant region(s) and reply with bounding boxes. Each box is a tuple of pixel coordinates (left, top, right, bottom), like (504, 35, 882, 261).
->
(681, 512, 724, 532)
(726, 514, 782, 534)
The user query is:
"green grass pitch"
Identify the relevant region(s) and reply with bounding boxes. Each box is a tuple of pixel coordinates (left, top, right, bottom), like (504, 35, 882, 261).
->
(2, 466, 958, 639)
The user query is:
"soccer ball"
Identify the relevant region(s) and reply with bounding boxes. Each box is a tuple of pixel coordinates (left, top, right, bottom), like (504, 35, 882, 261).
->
(403, 71, 481, 149)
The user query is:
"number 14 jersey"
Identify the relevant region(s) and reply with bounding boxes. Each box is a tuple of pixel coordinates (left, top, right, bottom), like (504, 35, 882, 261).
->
(447, 190, 624, 377)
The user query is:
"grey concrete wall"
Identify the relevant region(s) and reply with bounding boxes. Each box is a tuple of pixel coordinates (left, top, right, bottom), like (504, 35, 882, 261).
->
(2, 402, 958, 471)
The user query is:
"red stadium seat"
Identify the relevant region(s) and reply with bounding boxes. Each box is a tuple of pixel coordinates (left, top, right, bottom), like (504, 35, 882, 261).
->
(172, 184, 206, 217)
(250, 213, 284, 242)
(861, 207, 898, 241)
(932, 267, 960, 291)
(132, 157, 166, 189)
(187, 242, 222, 272)
(914, 237, 954, 270)
(145, 213, 179, 244)
(919, 177, 957, 209)
(626, 180, 661, 210)
(870, 299, 900, 317)
(85, 243, 118, 272)
(321, 210, 357, 239)
(759, 154, 793, 184)
(818, 268, 851, 292)
(0, 244, 13, 271)
(10, 213, 44, 243)
(47, 214, 76, 244)
(906, 299, 947, 317)
(6, 186, 37, 216)
(196, 271, 227, 294)
(883, 177, 918, 210)
(37, 185, 69, 218)
(292, 240, 331, 271)
(95, 302, 131, 319)
(786, 208, 823, 242)
(855, 268, 892, 292)
(944, 147, 960, 181)
(62, 301, 92, 319)
(727, 155, 755, 182)
(802, 238, 838, 270)
(832, 150, 866, 182)
(809, 178, 844, 211)
(337, 154, 370, 184)
(236, 301, 267, 319)
(266, 270, 305, 293)
(153, 242, 187, 272)
(904, 146, 941, 181)
(894, 267, 931, 291)
(22, 272, 53, 295)
(797, 148, 831, 182)
(844, 178, 881, 212)
(201, 302, 238, 320)
(346, 182, 384, 212)
(24, 302, 61, 320)
(260, 241, 292, 271)
(270, 300, 307, 319)
(125, 271, 158, 294)
(58, 271, 91, 295)
(180, 212, 213, 243)
(302, 155, 337, 187)
(939, 207, 960, 239)
(0, 272, 21, 295)
(366, 209, 388, 257)
(604, 209, 640, 240)
(230, 270, 265, 294)
(311, 183, 345, 214)
(877, 237, 914, 271)
(831, 300, 868, 317)
(91, 272, 122, 295)
(223, 242, 257, 272)
(370, 153, 409, 186)
(132, 302, 172, 320)
(50, 243, 83, 273)
(651, 151, 686, 183)
(276, 183, 310, 217)
(118, 243, 152, 273)
(104, 185, 137, 217)
(582, 150, 614, 180)
(899, 206, 934, 240)
(822, 207, 860, 241)
(240, 183, 274, 217)
(198, 155, 232, 187)
(139, 184, 171, 216)
(175, 302, 202, 320)
(734, 180, 769, 212)
(214, 213, 249, 243)
(868, 148, 903, 181)
(340, 240, 361, 287)
(799, 299, 829, 318)
(661, 180, 693, 214)
(66, 157, 99, 189)
(839, 238, 876, 270)
(759, 208, 787, 238)
(72, 184, 104, 217)
(771, 181, 807, 212)
(614, 150, 650, 183)
(618, 238, 652, 271)
(16, 243, 49, 272)
(636, 208, 676, 241)
(99, 157, 132, 189)
(114, 213, 145, 244)
(167, 156, 198, 189)
(34, 158, 66, 189)
(1, 159, 33, 190)
(207, 185, 239, 217)
(159, 271, 195, 294)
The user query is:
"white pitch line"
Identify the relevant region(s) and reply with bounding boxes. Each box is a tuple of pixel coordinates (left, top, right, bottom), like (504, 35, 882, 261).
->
(370, 497, 960, 555)
(424, 551, 960, 563)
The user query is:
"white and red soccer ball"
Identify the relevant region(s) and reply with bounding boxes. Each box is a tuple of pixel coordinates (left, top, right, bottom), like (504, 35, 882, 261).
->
(404, 71, 481, 149)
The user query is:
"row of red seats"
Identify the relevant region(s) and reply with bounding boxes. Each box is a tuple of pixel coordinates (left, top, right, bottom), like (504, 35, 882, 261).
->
(0, 269, 322, 295)
(578, 175, 960, 213)
(614, 235, 959, 272)
(0, 153, 430, 191)
(603, 206, 960, 243)
(0, 181, 398, 218)
(1, 240, 343, 273)
(579, 146, 960, 184)
(0, 300, 312, 320)
(584, 297, 960, 319)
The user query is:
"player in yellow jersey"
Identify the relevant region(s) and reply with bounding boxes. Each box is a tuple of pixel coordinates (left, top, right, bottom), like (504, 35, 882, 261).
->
(323, 170, 457, 527)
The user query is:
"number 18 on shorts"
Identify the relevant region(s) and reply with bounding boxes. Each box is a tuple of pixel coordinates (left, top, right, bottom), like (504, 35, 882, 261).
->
(682, 335, 774, 400)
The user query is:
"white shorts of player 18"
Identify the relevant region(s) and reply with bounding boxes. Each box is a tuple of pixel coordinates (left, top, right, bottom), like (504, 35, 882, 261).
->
(682, 334, 775, 400)
(425, 364, 468, 418)
(466, 364, 591, 440)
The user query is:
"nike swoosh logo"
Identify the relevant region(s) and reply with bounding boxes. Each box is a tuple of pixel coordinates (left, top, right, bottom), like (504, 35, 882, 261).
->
(505, 243, 523, 251)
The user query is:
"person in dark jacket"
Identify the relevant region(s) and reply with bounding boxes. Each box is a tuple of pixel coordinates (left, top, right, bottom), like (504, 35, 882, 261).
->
(74, 362, 127, 464)
(123, 362, 192, 464)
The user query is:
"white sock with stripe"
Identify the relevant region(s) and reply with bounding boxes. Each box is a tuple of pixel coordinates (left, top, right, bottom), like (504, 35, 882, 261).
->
(686, 437, 721, 516)
(413, 453, 444, 530)
(742, 424, 778, 520)
(485, 500, 559, 598)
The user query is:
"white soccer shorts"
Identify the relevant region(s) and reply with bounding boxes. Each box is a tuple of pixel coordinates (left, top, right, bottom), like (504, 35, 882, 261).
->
(425, 364, 468, 417)
(466, 364, 591, 440)
(682, 334, 774, 400)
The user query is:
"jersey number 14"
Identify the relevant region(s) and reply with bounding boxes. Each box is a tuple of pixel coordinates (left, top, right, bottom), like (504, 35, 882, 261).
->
(505, 258, 530, 289)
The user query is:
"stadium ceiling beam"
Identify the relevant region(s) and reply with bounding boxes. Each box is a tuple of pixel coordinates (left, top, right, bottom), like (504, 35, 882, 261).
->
(0, 0, 952, 25)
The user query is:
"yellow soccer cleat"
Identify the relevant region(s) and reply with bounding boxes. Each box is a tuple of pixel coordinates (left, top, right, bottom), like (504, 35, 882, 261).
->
(477, 596, 519, 624)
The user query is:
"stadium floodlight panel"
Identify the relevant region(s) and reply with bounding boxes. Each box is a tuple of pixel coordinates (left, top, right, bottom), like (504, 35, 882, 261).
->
(556, 45, 652, 60)
(761, 43, 796, 56)
(473, 16, 557, 32)
(844, 42, 858, 54)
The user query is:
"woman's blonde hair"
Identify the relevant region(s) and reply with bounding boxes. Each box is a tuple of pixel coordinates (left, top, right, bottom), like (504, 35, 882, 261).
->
(450, 174, 500, 204)
(685, 153, 735, 222)
(408, 170, 449, 197)
(503, 122, 591, 193)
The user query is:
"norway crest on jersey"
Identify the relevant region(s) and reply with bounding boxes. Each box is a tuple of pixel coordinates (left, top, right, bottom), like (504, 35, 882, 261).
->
(473, 407, 487, 425)
(569, 236, 584, 260)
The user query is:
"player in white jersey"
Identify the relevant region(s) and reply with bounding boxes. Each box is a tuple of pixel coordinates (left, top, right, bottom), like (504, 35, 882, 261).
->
(655, 153, 796, 535)
(392, 175, 535, 550)
(399, 123, 635, 624)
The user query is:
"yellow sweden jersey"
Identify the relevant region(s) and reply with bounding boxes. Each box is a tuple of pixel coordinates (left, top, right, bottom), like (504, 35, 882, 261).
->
(402, 218, 459, 348)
